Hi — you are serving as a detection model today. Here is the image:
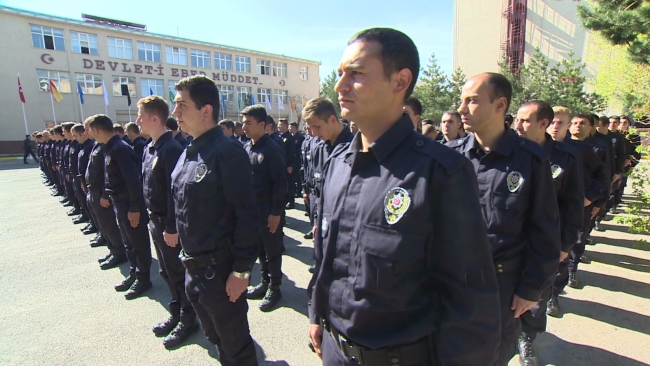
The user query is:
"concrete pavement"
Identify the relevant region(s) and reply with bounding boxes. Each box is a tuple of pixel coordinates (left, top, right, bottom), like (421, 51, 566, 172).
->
(1, 160, 649, 365)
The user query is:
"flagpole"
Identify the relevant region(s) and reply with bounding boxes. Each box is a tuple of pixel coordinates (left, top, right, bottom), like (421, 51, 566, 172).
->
(50, 92, 57, 124)
(21, 102, 28, 135)
(104, 103, 108, 115)
(128, 107, 132, 122)
(79, 99, 84, 122)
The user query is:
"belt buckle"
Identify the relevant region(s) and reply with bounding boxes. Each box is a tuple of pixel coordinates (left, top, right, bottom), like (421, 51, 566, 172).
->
(338, 334, 363, 364)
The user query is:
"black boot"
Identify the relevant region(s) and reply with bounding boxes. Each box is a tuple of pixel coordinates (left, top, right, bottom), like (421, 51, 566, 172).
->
(568, 271, 578, 288)
(66, 208, 80, 216)
(163, 322, 199, 349)
(115, 273, 136, 292)
(97, 253, 112, 263)
(81, 223, 93, 232)
(517, 334, 538, 366)
(303, 231, 314, 240)
(259, 287, 282, 312)
(100, 255, 126, 270)
(73, 215, 89, 224)
(153, 316, 180, 337)
(546, 295, 560, 318)
(63, 200, 74, 207)
(90, 236, 108, 248)
(125, 278, 152, 300)
(247, 280, 269, 299)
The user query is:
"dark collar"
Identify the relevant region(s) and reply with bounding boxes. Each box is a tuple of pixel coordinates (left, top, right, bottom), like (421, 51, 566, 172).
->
(105, 134, 123, 149)
(253, 134, 270, 145)
(542, 133, 555, 157)
(348, 114, 413, 162)
(187, 126, 223, 155)
(462, 124, 516, 156)
(326, 126, 353, 149)
(151, 131, 173, 151)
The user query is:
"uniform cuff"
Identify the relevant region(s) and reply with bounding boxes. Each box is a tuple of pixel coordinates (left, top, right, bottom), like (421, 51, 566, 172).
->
(233, 260, 254, 273)
(515, 284, 543, 303)
(561, 242, 575, 253)
(308, 302, 320, 325)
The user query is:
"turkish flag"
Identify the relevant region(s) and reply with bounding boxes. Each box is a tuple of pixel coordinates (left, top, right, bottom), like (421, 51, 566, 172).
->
(17, 76, 26, 103)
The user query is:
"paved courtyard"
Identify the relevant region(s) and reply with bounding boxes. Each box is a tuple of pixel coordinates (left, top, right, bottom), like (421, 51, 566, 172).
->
(0, 160, 648, 365)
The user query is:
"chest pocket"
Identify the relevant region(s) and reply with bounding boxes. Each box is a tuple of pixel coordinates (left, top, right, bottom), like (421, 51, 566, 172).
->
(490, 191, 527, 230)
(355, 224, 426, 294)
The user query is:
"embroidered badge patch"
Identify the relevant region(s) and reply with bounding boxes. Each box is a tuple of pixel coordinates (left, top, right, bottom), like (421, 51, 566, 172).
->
(384, 187, 411, 225)
(152, 156, 158, 169)
(612, 138, 617, 145)
(257, 154, 264, 164)
(551, 164, 563, 179)
(507, 171, 524, 192)
(195, 163, 208, 182)
(106, 156, 111, 165)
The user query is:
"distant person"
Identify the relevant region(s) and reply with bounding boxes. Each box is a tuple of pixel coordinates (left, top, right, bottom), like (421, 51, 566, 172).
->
(23, 134, 37, 164)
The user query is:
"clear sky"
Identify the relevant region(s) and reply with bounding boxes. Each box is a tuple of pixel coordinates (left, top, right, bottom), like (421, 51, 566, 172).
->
(0, 0, 455, 81)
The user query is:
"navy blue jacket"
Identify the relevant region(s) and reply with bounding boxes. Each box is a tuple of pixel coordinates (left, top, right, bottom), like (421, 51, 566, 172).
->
(104, 134, 144, 212)
(244, 134, 287, 216)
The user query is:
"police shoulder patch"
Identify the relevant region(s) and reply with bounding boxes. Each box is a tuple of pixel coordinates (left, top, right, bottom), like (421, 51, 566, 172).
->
(412, 136, 465, 175)
(384, 187, 411, 225)
(517, 138, 546, 159)
(257, 153, 264, 164)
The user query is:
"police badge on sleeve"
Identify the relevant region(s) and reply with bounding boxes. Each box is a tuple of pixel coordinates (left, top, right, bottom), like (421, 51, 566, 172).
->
(507, 171, 524, 192)
(384, 187, 411, 225)
(195, 163, 208, 182)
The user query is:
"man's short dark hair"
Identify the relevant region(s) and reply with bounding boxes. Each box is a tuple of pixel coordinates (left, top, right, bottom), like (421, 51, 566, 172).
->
(87, 114, 115, 133)
(278, 118, 289, 126)
(609, 115, 621, 120)
(422, 119, 434, 125)
(302, 97, 338, 122)
(72, 124, 85, 135)
(289, 122, 298, 128)
(52, 125, 63, 135)
(598, 116, 610, 127)
(521, 100, 554, 124)
(218, 119, 235, 130)
(404, 96, 423, 116)
(166, 117, 179, 131)
(125, 122, 140, 134)
(61, 122, 76, 132)
(241, 105, 268, 125)
(266, 115, 276, 129)
(442, 111, 461, 122)
(573, 114, 594, 126)
(175, 75, 220, 123)
(113, 124, 125, 134)
(234, 121, 243, 129)
(348, 28, 420, 100)
(138, 95, 169, 123)
(484, 73, 512, 112)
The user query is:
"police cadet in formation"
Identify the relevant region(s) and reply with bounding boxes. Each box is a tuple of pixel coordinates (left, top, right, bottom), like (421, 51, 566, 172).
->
(301, 124, 319, 242)
(309, 28, 501, 366)
(125, 122, 147, 163)
(114, 124, 132, 145)
(289, 122, 304, 197)
(302, 97, 354, 274)
(135, 95, 198, 349)
(546, 107, 607, 320)
(615, 116, 642, 212)
(512, 101, 584, 365)
(218, 119, 236, 140)
(170, 76, 259, 366)
(278, 118, 296, 209)
(165, 117, 189, 148)
(68, 124, 91, 226)
(87, 114, 153, 299)
(44, 129, 61, 197)
(23, 134, 37, 164)
(591, 115, 626, 231)
(403, 95, 422, 131)
(439, 111, 463, 144)
(54, 125, 71, 205)
(82, 116, 129, 269)
(448, 73, 561, 365)
(241, 105, 288, 312)
(265, 116, 285, 152)
(234, 121, 251, 144)
(62, 122, 83, 217)
(586, 116, 614, 234)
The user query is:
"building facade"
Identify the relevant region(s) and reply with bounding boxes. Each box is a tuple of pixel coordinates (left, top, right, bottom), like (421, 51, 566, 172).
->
(453, 0, 591, 78)
(0, 6, 320, 154)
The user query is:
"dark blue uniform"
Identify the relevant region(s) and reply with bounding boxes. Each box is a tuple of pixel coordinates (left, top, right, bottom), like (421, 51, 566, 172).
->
(85, 142, 126, 259)
(521, 135, 584, 340)
(280, 131, 296, 205)
(142, 132, 194, 325)
(23, 137, 37, 163)
(130, 136, 147, 165)
(174, 131, 189, 148)
(171, 126, 258, 365)
(302, 136, 320, 227)
(68, 140, 89, 220)
(104, 135, 151, 281)
(244, 134, 287, 289)
(291, 132, 305, 196)
(449, 128, 560, 364)
(310, 116, 500, 365)
(63, 139, 81, 211)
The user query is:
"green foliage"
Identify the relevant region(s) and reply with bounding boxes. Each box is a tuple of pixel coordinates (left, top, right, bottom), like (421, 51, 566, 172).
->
(614, 142, 650, 239)
(577, 0, 650, 65)
(500, 48, 607, 114)
(412, 53, 455, 122)
(448, 67, 467, 111)
(319, 70, 341, 118)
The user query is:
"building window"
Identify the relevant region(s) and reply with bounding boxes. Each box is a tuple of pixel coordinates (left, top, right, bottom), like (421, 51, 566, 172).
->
(31, 25, 65, 51)
(257, 59, 271, 75)
(257, 88, 272, 104)
(300, 66, 309, 81)
(76, 73, 103, 95)
(137, 41, 161, 62)
(165, 46, 187, 66)
(191, 49, 210, 68)
(107, 37, 132, 59)
(141, 78, 164, 97)
(71, 31, 99, 55)
(275, 89, 288, 105)
(236, 56, 251, 73)
(37, 69, 71, 93)
(218, 85, 234, 102)
(214, 52, 232, 71)
(237, 86, 250, 105)
(273, 62, 288, 78)
(112, 76, 136, 97)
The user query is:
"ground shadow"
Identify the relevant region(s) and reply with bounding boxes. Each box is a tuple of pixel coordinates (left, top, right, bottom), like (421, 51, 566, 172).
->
(591, 222, 634, 235)
(588, 251, 650, 273)
(560, 297, 650, 335)
(589, 234, 645, 250)
(284, 214, 312, 235)
(0, 160, 39, 171)
(580, 271, 650, 300)
(533, 332, 646, 366)
(283, 235, 316, 267)
(247, 262, 309, 319)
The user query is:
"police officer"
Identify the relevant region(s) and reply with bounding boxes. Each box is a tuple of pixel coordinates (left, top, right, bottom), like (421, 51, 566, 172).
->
(218, 119, 238, 141)
(403, 95, 422, 131)
(309, 28, 500, 365)
(87, 114, 153, 299)
(290, 122, 304, 197)
(62, 123, 81, 215)
(234, 121, 250, 144)
(114, 124, 132, 144)
(165, 117, 189, 148)
(439, 111, 462, 143)
(125, 121, 147, 163)
(448, 73, 561, 365)
(23, 134, 37, 164)
(513, 101, 584, 365)
(136, 95, 198, 348)
(68, 124, 91, 226)
(301, 125, 319, 241)
(170, 75, 258, 365)
(241, 105, 287, 312)
(82, 117, 128, 269)
(615, 116, 641, 212)
(546, 107, 607, 318)
(278, 118, 296, 209)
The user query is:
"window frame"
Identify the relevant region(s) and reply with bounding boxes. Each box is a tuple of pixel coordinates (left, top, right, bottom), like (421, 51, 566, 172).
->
(107, 37, 133, 60)
(31, 25, 65, 51)
(137, 41, 162, 62)
(140, 78, 164, 97)
(70, 31, 99, 55)
(112, 76, 136, 97)
(76, 73, 104, 95)
(190, 49, 211, 68)
(257, 88, 272, 104)
(300, 66, 309, 81)
(214, 52, 232, 71)
(37, 69, 71, 93)
(273, 62, 288, 78)
(236, 56, 251, 73)
(165, 45, 187, 66)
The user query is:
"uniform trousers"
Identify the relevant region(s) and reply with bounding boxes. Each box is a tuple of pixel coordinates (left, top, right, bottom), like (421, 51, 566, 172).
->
(72, 178, 90, 219)
(87, 189, 126, 257)
(257, 206, 284, 287)
(112, 198, 151, 280)
(613, 176, 627, 207)
(520, 286, 552, 340)
(286, 171, 295, 205)
(149, 218, 195, 324)
(185, 264, 258, 366)
(64, 173, 80, 209)
(553, 205, 592, 295)
(496, 271, 522, 366)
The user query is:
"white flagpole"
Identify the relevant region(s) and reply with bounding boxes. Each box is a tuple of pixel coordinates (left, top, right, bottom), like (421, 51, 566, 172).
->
(104, 103, 108, 116)
(18, 73, 28, 134)
(50, 92, 57, 124)
(79, 100, 84, 122)
(128, 108, 132, 122)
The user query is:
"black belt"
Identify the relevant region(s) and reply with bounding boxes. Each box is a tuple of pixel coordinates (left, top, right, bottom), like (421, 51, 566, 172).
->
(494, 256, 522, 275)
(110, 192, 129, 202)
(179, 248, 230, 271)
(148, 211, 165, 224)
(322, 320, 431, 366)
